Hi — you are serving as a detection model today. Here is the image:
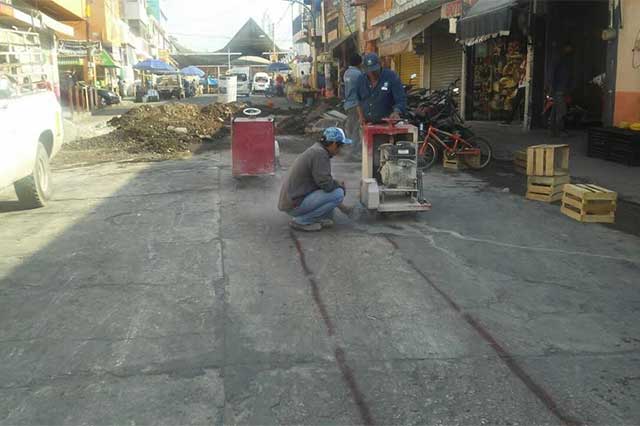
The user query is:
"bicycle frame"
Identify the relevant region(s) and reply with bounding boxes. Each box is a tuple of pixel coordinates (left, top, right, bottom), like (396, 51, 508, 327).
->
(419, 125, 480, 157)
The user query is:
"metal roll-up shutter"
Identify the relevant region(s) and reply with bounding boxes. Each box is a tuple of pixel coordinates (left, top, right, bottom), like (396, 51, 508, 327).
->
(398, 51, 422, 86)
(430, 29, 462, 90)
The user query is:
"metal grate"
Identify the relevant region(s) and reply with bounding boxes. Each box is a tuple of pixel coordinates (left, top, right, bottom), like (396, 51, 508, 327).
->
(0, 28, 48, 92)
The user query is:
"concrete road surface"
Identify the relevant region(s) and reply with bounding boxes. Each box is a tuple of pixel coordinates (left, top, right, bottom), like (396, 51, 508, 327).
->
(0, 148, 639, 425)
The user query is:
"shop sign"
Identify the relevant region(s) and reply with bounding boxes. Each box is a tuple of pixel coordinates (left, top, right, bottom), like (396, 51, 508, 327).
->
(317, 52, 333, 63)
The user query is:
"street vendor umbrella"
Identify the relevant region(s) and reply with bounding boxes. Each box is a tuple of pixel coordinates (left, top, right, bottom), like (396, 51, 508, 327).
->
(267, 62, 291, 72)
(180, 65, 205, 77)
(133, 59, 176, 73)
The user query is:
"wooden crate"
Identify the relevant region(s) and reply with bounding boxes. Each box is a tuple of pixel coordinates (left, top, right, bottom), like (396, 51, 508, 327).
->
(561, 184, 617, 223)
(513, 149, 527, 174)
(526, 144, 570, 176)
(443, 153, 480, 170)
(526, 175, 570, 202)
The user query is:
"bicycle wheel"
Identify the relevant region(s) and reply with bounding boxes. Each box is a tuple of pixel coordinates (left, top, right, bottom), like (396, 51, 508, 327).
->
(417, 142, 438, 171)
(463, 136, 492, 169)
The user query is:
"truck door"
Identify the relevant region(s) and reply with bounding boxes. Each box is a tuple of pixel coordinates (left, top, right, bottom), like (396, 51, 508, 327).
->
(0, 80, 21, 189)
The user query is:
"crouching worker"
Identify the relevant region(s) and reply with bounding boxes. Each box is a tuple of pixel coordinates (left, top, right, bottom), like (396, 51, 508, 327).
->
(278, 127, 352, 232)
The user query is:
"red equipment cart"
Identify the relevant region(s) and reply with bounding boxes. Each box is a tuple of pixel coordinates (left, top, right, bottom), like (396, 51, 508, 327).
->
(231, 112, 276, 177)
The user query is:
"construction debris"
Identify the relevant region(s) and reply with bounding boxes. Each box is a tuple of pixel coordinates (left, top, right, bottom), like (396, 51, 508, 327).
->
(64, 102, 245, 155)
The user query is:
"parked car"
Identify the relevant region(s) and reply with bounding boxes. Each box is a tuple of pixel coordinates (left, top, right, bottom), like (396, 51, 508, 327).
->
(0, 74, 63, 208)
(252, 72, 270, 93)
(97, 88, 121, 105)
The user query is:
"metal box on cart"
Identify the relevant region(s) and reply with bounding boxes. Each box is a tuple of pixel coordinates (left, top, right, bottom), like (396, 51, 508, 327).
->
(231, 116, 276, 176)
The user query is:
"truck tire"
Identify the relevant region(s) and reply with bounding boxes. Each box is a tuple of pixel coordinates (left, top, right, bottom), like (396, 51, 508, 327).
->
(14, 142, 52, 209)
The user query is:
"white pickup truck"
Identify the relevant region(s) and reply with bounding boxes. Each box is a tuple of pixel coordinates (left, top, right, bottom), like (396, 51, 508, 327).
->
(0, 76, 63, 208)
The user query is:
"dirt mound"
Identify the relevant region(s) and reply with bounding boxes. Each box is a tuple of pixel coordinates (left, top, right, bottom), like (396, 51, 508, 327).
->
(65, 102, 245, 155)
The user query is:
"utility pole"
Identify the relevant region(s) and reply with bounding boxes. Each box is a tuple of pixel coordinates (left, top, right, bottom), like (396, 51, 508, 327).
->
(283, 0, 317, 89)
(272, 23, 277, 62)
(85, 0, 93, 84)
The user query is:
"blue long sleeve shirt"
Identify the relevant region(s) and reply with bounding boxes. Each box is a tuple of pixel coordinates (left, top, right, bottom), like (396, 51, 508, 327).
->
(356, 68, 407, 123)
(343, 66, 362, 110)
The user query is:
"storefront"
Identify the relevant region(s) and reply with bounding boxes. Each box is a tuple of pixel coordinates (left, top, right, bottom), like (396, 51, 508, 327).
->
(377, 9, 441, 87)
(457, 0, 528, 122)
(538, 0, 610, 128)
(458, 0, 612, 128)
(426, 20, 463, 90)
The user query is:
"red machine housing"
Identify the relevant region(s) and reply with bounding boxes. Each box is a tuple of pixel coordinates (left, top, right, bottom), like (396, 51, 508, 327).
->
(231, 117, 275, 176)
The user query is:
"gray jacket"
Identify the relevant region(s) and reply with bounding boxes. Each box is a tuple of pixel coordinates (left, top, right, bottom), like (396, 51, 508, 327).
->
(278, 142, 340, 212)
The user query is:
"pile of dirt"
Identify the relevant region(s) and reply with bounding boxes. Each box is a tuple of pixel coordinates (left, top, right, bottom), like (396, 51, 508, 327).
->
(276, 115, 307, 134)
(274, 101, 336, 135)
(64, 102, 245, 155)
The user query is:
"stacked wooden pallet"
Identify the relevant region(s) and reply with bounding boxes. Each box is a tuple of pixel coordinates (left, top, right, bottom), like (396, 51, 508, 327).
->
(513, 150, 527, 174)
(525, 144, 570, 202)
(561, 184, 617, 223)
(443, 153, 480, 170)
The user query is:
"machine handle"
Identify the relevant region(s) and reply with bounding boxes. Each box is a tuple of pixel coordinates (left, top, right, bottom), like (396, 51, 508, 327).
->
(381, 117, 404, 126)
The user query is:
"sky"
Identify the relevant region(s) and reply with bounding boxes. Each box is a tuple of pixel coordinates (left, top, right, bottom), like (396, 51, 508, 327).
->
(164, 0, 295, 52)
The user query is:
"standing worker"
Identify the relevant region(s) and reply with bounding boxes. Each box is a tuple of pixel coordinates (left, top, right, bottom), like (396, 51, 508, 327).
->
(343, 53, 363, 159)
(278, 127, 352, 232)
(356, 53, 407, 125)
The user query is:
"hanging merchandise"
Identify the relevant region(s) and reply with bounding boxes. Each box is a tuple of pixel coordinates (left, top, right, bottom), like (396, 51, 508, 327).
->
(471, 37, 525, 121)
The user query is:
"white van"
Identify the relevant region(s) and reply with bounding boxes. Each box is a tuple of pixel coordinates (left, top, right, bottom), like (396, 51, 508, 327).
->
(252, 72, 270, 93)
(226, 67, 251, 96)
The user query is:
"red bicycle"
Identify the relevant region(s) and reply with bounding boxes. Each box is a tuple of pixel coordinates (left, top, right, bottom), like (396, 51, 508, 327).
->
(418, 124, 493, 170)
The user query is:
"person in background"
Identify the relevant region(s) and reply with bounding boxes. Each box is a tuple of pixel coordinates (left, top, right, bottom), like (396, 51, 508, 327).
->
(275, 73, 285, 96)
(343, 53, 363, 159)
(550, 44, 574, 136)
(317, 72, 326, 96)
(301, 70, 310, 88)
(356, 53, 407, 125)
(278, 127, 352, 232)
(118, 77, 126, 98)
(37, 74, 53, 91)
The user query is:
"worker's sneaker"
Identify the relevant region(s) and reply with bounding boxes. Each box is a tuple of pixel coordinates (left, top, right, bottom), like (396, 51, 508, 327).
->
(289, 221, 322, 232)
(319, 218, 334, 228)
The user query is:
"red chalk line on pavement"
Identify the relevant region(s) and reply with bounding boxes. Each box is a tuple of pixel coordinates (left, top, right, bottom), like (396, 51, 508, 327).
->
(290, 230, 374, 426)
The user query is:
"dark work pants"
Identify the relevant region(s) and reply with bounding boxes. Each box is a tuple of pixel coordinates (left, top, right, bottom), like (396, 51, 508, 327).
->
(506, 87, 526, 124)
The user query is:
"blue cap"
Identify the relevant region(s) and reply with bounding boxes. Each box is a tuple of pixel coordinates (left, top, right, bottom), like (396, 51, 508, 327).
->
(323, 127, 352, 145)
(362, 53, 381, 73)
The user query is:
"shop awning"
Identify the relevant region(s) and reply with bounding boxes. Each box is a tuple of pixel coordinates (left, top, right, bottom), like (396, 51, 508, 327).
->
(378, 8, 440, 57)
(458, 0, 517, 45)
(328, 32, 357, 53)
(457, 0, 516, 44)
(96, 50, 120, 68)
